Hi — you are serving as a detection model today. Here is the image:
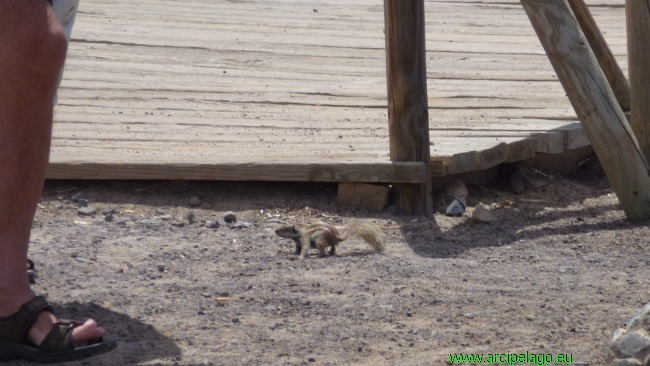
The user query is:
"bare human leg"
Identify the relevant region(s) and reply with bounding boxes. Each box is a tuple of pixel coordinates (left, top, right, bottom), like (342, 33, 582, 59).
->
(0, 0, 102, 348)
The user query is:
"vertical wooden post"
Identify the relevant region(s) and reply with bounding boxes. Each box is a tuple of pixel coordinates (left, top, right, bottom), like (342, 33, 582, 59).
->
(567, 0, 631, 112)
(627, 0, 650, 163)
(521, 0, 650, 221)
(384, 0, 433, 215)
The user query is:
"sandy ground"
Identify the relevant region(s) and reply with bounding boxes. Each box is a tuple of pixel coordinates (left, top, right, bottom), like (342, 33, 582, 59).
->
(8, 160, 650, 366)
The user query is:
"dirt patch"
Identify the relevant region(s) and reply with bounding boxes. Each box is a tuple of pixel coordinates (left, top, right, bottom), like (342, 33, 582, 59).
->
(10, 163, 650, 365)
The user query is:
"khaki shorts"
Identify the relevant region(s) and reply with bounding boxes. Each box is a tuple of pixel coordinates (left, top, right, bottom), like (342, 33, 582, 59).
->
(51, 0, 80, 103)
(52, 0, 79, 43)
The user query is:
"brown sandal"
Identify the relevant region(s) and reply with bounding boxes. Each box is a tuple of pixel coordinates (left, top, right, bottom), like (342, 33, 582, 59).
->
(0, 296, 117, 363)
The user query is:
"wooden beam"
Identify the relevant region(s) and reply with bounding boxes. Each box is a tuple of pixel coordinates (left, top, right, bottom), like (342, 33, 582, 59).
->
(384, 0, 433, 215)
(521, 0, 650, 221)
(337, 183, 391, 212)
(567, 0, 631, 112)
(627, 0, 650, 163)
(45, 160, 428, 183)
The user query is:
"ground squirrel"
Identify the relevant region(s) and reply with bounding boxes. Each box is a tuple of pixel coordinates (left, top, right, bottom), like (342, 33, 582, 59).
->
(275, 221, 385, 259)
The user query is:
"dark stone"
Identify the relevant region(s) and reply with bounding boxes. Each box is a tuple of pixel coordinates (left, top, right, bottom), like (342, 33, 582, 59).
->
(618, 332, 650, 358)
(224, 211, 237, 223)
(445, 199, 466, 217)
(206, 221, 220, 229)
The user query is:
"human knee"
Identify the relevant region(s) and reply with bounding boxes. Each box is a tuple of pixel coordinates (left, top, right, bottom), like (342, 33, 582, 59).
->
(0, 1, 68, 80)
(22, 12, 69, 79)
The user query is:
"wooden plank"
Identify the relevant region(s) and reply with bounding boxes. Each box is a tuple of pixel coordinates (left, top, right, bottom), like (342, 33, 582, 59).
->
(46, 160, 428, 183)
(568, 0, 631, 111)
(384, 0, 433, 215)
(626, 0, 650, 163)
(47, 0, 628, 181)
(522, 0, 650, 221)
(337, 183, 391, 211)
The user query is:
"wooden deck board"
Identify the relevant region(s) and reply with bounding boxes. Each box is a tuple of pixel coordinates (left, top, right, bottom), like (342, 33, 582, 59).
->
(49, 0, 627, 180)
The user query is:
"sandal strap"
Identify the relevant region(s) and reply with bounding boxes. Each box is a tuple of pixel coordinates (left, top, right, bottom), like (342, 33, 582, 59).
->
(0, 296, 53, 344)
(38, 319, 81, 353)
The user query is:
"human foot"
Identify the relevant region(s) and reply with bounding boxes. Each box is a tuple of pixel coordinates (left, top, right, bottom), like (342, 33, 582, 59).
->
(29, 310, 105, 348)
(0, 296, 117, 363)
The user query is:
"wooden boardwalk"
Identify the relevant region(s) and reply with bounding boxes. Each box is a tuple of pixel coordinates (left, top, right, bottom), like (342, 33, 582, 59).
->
(48, 0, 627, 181)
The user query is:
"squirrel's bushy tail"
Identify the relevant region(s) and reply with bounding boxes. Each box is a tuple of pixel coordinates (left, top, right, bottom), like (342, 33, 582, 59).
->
(343, 221, 385, 253)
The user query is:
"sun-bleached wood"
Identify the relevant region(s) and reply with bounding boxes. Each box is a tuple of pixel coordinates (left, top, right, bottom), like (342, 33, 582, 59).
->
(48, 0, 629, 181)
(626, 0, 650, 163)
(567, 0, 631, 111)
(522, 0, 650, 220)
(384, 0, 433, 215)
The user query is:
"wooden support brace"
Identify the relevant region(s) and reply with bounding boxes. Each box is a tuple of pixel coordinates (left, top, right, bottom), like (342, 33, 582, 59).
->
(521, 0, 650, 220)
(567, 0, 631, 112)
(627, 0, 650, 163)
(384, 0, 433, 215)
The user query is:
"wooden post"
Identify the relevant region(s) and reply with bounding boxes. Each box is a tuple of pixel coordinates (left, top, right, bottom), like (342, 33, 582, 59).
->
(384, 0, 433, 215)
(567, 0, 631, 112)
(521, 0, 650, 221)
(627, 0, 650, 163)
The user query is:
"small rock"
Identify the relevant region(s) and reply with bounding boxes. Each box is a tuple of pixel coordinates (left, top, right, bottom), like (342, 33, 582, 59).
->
(104, 213, 114, 223)
(156, 209, 165, 215)
(157, 264, 166, 272)
(186, 210, 197, 225)
(265, 218, 286, 224)
(445, 199, 466, 217)
(224, 211, 237, 223)
(70, 192, 84, 202)
(77, 207, 97, 216)
(230, 222, 251, 229)
(446, 180, 468, 201)
(168, 181, 189, 194)
(308, 358, 316, 362)
(157, 215, 173, 221)
(618, 332, 650, 358)
(206, 220, 220, 229)
(231, 318, 240, 324)
(267, 323, 280, 330)
(312, 9, 317, 12)
(103, 207, 116, 215)
(264, 305, 277, 312)
(189, 196, 202, 207)
(472, 205, 498, 223)
(77, 199, 88, 208)
(75, 257, 87, 263)
(69, 250, 79, 258)
(53, 203, 64, 210)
